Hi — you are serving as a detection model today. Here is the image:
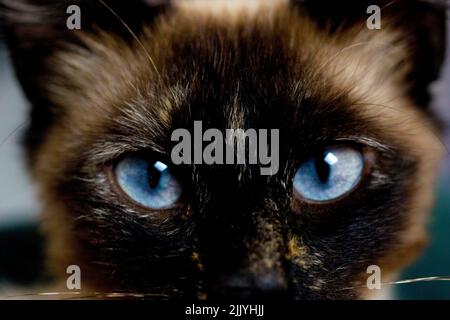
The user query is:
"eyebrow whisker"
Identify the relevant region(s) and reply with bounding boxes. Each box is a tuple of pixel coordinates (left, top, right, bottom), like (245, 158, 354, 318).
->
(95, 0, 161, 79)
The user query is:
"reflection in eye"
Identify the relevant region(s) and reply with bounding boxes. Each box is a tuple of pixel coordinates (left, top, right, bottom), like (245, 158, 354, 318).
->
(293, 146, 364, 202)
(115, 155, 182, 209)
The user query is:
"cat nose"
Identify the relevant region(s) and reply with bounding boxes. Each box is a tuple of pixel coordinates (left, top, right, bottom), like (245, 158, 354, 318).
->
(211, 270, 288, 300)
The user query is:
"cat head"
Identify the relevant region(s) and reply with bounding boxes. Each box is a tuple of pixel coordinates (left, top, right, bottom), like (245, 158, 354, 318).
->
(1, 0, 447, 299)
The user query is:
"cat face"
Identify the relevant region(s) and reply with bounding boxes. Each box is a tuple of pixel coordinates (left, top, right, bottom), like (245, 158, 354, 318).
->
(1, 0, 447, 299)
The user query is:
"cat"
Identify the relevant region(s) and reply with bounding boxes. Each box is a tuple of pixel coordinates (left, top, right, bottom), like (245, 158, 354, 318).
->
(0, 0, 447, 300)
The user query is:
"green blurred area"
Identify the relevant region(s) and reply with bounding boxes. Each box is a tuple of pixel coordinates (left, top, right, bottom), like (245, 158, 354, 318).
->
(397, 171, 450, 299)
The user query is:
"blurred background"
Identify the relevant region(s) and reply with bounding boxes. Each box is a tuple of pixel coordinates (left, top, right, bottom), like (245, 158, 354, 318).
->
(0, 19, 449, 300)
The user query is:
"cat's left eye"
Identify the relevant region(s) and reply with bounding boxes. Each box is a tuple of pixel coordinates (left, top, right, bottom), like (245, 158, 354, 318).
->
(293, 146, 365, 203)
(114, 155, 183, 210)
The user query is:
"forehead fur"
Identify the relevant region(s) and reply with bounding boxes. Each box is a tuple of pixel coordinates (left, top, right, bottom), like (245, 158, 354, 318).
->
(39, 1, 443, 157)
(41, 5, 390, 119)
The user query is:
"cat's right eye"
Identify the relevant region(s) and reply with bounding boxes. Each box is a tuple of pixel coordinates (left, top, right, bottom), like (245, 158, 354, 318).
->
(293, 146, 365, 203)
(113, 155, 183, 210)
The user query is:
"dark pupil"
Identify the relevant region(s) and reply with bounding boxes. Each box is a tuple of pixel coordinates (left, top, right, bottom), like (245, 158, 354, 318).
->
(147, 162, 162, 188)
(315, 152, 331, 184)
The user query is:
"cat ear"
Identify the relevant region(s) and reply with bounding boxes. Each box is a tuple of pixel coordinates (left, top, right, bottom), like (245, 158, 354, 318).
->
(0, 0, 170, 159)
(293, 0, 448, 106)
(0, 0, 169, 104)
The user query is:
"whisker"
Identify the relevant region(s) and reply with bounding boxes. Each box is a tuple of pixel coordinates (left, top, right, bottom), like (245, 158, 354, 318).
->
(337, 275, 450, 291)
(350, 102, 450, 155)
(316, 41, 390, 75)
(0, 291, 171, 300)
(0, 121, 28, 150)
(387, 276, 450, 285)
(95, 0, 161, 79)
(381, 0, 400, 11)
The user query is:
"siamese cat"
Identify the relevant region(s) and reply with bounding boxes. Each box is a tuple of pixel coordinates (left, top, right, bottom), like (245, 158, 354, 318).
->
(0, 0, 447, 299)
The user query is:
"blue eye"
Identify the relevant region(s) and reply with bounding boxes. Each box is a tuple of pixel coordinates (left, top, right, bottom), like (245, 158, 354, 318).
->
(293, 147, 364, 202)
(115, 155, 183, 209)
